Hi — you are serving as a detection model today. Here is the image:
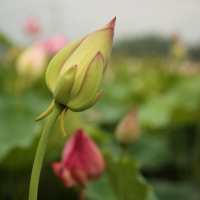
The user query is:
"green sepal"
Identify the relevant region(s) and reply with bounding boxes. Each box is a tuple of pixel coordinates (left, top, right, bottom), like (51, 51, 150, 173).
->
(83, 90, 104, 110)
(60, 107, 68, 137)
(35, 100, 55, 121)
(54, 65, 77, 106)
(68, 52, 104, 112)
(46, 37, 84, 93)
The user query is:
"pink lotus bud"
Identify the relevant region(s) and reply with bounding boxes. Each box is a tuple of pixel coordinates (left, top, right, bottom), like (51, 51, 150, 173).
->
(115, 109, 140, 147)
(51, 129, 105, 188)
(24, 16, 41, 35)
(45, 34, 69, 56)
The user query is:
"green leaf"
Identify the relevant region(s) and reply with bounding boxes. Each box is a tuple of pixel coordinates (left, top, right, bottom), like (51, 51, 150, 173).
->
(152, 181, 200, 200)
(86, 175, 116, 200)
(104, 151, 152, 200)
(0, 92, 53, 168)
(0, 95, 39, 163)
(87, 152, 158, 200)
(147, 193, 159, 200)
(138, 77, 200, 128)
(126, 133, 172, 171)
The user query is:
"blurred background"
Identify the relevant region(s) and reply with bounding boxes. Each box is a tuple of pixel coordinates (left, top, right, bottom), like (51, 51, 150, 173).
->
(1, 0, 200, 200)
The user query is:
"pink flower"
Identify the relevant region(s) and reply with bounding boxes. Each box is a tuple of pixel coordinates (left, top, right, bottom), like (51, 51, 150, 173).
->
(51, 129, 105, 188)
(24, 16, 41, 35)
(45, 34, 69, 56)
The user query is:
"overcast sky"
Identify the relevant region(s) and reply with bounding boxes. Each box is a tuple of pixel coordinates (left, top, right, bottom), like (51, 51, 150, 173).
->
(0, 0, 200, 45)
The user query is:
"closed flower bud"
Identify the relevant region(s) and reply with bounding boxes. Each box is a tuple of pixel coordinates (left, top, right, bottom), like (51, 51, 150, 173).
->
(51, 129, 105, 188)
(46, 17, 116, 112)
(115, 110, 140, 147)
(16, 42, 47, 80)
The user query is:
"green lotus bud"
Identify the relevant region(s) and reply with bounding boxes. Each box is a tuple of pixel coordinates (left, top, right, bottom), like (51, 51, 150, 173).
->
(46, 17, 116, 112)
(115, 110, 140, 147)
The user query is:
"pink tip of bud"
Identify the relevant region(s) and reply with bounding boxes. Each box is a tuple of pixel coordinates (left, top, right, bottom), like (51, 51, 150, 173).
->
(103, 17, 116, 29)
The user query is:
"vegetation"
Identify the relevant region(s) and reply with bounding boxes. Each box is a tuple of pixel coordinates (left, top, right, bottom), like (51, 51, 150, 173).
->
(1, 31, 200, 199)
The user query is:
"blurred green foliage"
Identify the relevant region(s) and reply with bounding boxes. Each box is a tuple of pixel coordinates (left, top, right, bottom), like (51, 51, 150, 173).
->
(1, 31, 200, 199)
(113, 35, 200, 61)
(113, 36, 171, 57)
(188, 45, 200, 61)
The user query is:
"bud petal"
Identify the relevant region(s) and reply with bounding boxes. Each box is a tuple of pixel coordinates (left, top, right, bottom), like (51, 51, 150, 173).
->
(67, 52, 104, 111)
(46, 38, 84, 93)
(84, 90, 104, 110)
(51, 162, 76, 187)
(54, 65, 77, 105)
(60, 28, 113, 100)
(115, 109, 140, 146)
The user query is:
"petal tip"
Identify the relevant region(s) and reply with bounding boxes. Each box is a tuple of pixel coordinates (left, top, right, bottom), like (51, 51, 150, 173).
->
(103, 17, 116, 29)
(96, 51, 104, 59)
(75, 129, 85, 138)
(109, 17, 116, 28)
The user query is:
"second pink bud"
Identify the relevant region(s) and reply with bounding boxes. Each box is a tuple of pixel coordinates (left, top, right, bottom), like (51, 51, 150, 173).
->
(51, 129, 105, 188)
(115, 109, 140, 147)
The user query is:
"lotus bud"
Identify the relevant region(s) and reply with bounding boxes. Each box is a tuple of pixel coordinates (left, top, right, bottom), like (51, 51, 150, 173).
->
(16, 42, 47, 80)
(24, 16, 41, 35)
(51, 129, 105, 188)
(115, 109, 140, 147)
(46, 17, 116, 112)
(36, 18, 116, 137)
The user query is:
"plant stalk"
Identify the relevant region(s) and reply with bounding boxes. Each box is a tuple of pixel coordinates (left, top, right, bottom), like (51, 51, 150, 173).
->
(78, 187, 85, 200)
(119, 146, 126, 200)
(29, 103, 65, 200)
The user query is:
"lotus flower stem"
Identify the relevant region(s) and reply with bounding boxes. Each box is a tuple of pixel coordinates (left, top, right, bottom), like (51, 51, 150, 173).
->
(78, 187, 85, 200)
(29, 103, 65, 200)
(119, 146, 125, 200)
(119, 146, 125, 160)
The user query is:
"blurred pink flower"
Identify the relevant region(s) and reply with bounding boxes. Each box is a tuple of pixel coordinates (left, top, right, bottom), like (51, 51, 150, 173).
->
(115, 109, 140, 146)
(24, 16, 41, 35)
(45, 34, 69, 56)
(51, 129, 105, 188)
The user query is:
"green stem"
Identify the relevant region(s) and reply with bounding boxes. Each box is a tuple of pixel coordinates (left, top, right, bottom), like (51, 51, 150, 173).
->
(78, 187, 85, 200)
(29, 103, 65, 200)
(119, 145, 125, 160)
(119, 146, 126, 200)
(194, 106, 200, 191)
